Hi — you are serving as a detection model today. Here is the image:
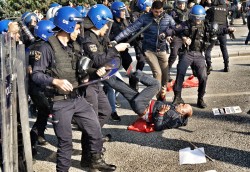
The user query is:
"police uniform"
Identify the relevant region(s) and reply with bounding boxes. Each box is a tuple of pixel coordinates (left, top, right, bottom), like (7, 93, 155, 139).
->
(32, 36, 103, 172)
(168, 7, 190, 81)
(205, 1, 230, 71)
(129, 10, 146, 71)
(28, 40, 50, 147)
(170, 20, 208, 107)
(78, 29, 120, 166)
(80, 30, 117, 127)
(110, 17, 141, 90)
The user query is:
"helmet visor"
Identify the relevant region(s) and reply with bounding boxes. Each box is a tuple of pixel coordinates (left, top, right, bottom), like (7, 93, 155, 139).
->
(190, 14, 206, 21)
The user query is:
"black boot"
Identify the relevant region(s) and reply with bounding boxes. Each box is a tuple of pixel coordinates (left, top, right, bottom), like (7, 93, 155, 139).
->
(224, 62, 230, 72)
(90, 153, 116, 171)
(207, 64, 213, 75)
(80, 153, 91, 168)
(197, 97, 207, 108)
(111, 112, 121, 121)
(172, 91, 184, 105)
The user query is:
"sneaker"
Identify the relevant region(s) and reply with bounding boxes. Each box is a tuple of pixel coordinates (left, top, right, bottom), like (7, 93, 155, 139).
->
(111, 112, 121, 121)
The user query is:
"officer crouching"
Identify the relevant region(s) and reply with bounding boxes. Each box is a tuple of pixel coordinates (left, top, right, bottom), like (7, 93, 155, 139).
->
(31, 6, 116, 172)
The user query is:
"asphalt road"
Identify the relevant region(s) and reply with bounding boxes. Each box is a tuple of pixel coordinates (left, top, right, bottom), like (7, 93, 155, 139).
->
(31, 19, 250, 172)
(31, 56, 250, 172)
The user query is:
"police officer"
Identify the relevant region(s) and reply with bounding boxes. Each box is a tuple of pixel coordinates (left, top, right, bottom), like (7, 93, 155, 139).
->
(128, 0, 151, 90)
(205, 0, 235, 73)
(20, 12, 39, 46)
(168, 0, 189, 81)
(31, 7, 116, 171)
(28, 20, 56, 150)
(110, 1, 137, 90)
(168, 5, 209, 108)
(78, 4, 129, 168)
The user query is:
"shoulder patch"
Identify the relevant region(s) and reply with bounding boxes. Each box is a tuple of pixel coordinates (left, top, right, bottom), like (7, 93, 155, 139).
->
(88, 44, 97, 52)
(34, 51, 42, 61)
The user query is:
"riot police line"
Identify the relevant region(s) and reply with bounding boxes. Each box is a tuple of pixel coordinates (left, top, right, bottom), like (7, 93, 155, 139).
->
(0, 0, 237, 171)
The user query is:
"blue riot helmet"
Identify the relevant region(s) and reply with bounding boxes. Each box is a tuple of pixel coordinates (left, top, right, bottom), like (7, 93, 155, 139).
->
(189, 5, 206, 22)
(21, 12, 30, 20)
(137, 0, 152, 11)
(0, 20, 12, 33)
(34, 20, 56, 41)
(110, 1, 126, 18)
(75, 6, 87, 18)
(46, 6, 62, 22)
(53, 6, 82, 33)
(22, 12, 39, 26)
(87, 4, 113, 29)
(49, 2, 61, 8)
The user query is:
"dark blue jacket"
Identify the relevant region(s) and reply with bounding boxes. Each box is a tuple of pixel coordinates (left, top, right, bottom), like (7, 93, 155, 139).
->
(115, 12, 175, 52)
(152, 101, 188, 131)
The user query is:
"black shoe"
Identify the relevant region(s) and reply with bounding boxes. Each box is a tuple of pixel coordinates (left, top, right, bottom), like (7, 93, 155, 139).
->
(172, 92, 184, 105)
(197, 98, 207, 108)
(102, 134, 112, 142)
(245, 40, 248, 45)
(90, 153, 116, 171)
(207, 65, 213, 75)
(111, 112, 121, 121)
(223, 66, 230, 72)
(80, 154, 91, 168)
(32, 146, 37, 156)
(37, 136, 48, 146)
(243, 22, 247, 25)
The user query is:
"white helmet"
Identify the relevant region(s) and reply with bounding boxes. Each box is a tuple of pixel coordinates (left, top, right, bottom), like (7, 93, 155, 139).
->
(46, 6, 62, 21)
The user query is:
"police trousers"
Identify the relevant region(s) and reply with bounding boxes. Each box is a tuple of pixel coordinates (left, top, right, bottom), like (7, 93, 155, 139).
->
(174, 51, 207, 98)
(52, 97, 102, 172)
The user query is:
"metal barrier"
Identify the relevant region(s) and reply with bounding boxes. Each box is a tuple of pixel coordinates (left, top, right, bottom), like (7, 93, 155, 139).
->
(0, 33, 33, 172)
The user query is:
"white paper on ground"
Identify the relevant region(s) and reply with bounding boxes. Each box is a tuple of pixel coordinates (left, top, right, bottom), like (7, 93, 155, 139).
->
(204, 170, 217, 172)
(212, 106, 242, 115)
(179, 147, 207, 165)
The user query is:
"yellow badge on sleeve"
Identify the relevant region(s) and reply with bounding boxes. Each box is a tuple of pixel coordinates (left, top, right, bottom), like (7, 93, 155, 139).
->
(34, 51, 42, 61)
(88, 44, 97, 52)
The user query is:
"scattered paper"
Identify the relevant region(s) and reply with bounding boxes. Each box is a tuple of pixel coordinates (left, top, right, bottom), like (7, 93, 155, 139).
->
(212, 106, 242, 115)
(179, 147, 207, 165)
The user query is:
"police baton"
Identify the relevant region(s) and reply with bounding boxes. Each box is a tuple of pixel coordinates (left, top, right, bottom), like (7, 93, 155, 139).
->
(126, 20, 153, 43)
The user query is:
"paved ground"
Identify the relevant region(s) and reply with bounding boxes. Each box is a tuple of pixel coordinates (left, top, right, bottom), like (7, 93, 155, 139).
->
(31, 19, 250, 172)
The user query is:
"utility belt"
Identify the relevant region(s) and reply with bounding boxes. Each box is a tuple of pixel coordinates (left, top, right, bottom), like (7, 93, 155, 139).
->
(47, 88, 82, 102)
